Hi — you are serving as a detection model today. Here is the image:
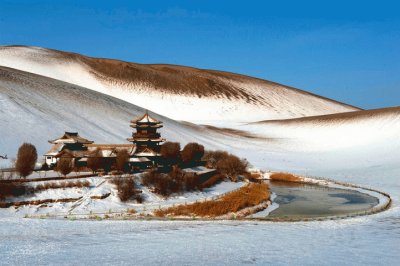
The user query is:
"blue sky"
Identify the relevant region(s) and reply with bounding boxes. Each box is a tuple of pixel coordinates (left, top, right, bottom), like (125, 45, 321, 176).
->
(1, 0, 399, 109)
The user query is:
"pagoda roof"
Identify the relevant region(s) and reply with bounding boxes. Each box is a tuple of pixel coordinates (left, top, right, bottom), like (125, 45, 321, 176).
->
(48, 132, 94, 144)
(127, 137, 165, 142)
(44, 143, 65, 156)
(54, 149, 87, 158)
(131, 111, 162, 124)
(130, 123, 163, 128)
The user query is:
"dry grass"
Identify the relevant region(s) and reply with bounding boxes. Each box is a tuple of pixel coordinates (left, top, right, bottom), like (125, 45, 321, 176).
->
(80, 55, 259, 102)
(155, 182, 270, 217)
(34, 180, 90, 192)
(0, 197, 82, 208)
(199, 174, 225, 189)
(90, 193, 111, 200)
(269, 172, 302, 182)
(47, 46, 354, 108)
(241, 172, 263, 183)
(127, 208, 136, 214)
(0, 182, 31, 200)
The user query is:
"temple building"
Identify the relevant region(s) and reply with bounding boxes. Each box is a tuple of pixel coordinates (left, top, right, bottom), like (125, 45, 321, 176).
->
(75, 144, 136, 170)
(128, 111, 165, 159)
(44, 132, 93, 166)
(44, 112, 165, 171)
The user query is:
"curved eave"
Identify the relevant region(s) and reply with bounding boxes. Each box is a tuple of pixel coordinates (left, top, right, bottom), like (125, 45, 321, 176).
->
(130, 120, 163, 124)
(130, 124, 163, 129)
(127, 139, 164, 142)
(127, 138, 165, 142)
(134, 153, 161, 157)
(48, 140, 94, 144)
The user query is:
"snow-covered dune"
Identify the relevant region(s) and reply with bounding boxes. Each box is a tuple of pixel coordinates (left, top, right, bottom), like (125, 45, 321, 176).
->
(0, 66, 228, 161)
(229, 107, 400, 175)
(0, 45, 359, 124)
(245, 107, 400, 151)
(1, 63, 399, 178)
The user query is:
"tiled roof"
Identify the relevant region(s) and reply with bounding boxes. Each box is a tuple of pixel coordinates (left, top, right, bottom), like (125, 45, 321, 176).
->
(48, 132, 94, 144)
(44, 143, 65, 156)
(131, 111, 162, 124)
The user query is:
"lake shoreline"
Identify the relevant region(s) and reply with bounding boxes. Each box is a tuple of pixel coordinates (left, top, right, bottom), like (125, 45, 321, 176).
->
(21, 175, 391, 223)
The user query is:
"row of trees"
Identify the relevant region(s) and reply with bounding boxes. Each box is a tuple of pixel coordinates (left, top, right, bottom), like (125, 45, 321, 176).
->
(54, 148, 130, 176)
(160, 142, 204, 166)
(11, 142, 126, 178)
(160, 143, 249, 181)
(12, 140, 208, 178)
(141, 144, 250, 197)
(12, 141, 248, 180)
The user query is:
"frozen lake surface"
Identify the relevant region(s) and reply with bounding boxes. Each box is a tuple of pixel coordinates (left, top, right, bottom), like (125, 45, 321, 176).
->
(266, 181, 379, 219)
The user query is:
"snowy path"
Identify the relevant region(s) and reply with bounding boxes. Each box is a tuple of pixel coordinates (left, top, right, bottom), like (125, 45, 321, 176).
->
(67, 179, 107, 214)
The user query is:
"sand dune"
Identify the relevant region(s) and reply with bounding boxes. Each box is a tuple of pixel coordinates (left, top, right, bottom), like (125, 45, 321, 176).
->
(0, 45, 359, 124)
(0, 50, 399, 176)
(0, 66, 224, 159)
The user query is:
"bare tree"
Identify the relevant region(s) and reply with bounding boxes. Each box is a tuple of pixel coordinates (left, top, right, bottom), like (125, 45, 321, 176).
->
(15, 143, 37, 178)
(56, 157, 73, 177)
(181, 142, 204, 163)
(87, 148, 103, 173)
(216, 154, 248, 182)
(111, 176, 141, 202)
(160, 142, 181, 165)
(203, 150, 229, 168)
(115, 149, 130, 173)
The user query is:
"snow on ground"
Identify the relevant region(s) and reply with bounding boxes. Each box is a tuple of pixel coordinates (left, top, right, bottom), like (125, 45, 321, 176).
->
(1, 48, 400, 265)
(0, 196, 399, 266)
(11, 187, 88, 203)
(0, 46, 358, 124)
(0, 173, 244, 218)
(2, 171, 93, 180)
(1, 124, 399, 265)
(71, 179, 244, 216)
(2, 159, 398, 266)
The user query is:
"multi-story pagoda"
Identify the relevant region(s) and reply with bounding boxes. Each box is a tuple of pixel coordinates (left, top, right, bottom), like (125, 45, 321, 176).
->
(127, 111, 165, 158)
